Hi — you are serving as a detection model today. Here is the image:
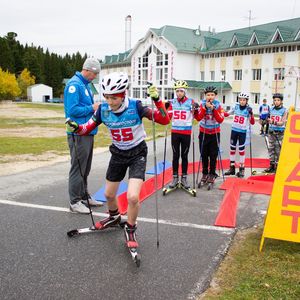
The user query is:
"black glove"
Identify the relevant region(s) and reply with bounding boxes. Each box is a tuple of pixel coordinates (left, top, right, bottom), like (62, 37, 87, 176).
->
(192, 102, 199, 110)
(247, 107, 253, 115)
(164, 101, 171, 110)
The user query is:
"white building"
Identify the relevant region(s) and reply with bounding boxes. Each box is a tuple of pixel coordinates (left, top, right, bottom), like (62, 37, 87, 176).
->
(27, 84, 53, 102)
(101, 17, 300, 112)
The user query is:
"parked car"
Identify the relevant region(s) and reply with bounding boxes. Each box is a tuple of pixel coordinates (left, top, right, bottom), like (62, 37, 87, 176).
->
(48, 98, 64, 103)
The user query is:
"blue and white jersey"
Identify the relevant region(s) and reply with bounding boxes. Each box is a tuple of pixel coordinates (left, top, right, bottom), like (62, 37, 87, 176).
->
(100, 99, 146, 150)
(269, 106, 287, 132)
(171, 98, 193, 132)
(231, 104, 252, 133)
(259, 104, 270, 120)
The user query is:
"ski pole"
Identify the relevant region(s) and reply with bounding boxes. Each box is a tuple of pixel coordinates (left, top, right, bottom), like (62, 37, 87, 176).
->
(196, 119, 206, 186)
(70, 131, 95, 227)
(147, 82, 160, 248)
(161, 124, 168, 189)
(249, 125, 253, 175)
(214, 125, 225, 182)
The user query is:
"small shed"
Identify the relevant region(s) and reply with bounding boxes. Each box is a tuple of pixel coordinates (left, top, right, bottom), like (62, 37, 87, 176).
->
(27, 84, 53, 102)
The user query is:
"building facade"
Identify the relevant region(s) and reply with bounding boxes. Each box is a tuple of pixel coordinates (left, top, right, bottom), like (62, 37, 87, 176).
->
(101, 18, 300, 112)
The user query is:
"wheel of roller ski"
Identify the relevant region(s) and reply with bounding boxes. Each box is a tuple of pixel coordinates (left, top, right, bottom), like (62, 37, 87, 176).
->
(135, 254, 141, 267)
(252, 170, 257, 175)
(207, 184, 212, 191)
(162, 188, 167, 196)
(192, 190, 196, 197)
(67, 229, 79, 237)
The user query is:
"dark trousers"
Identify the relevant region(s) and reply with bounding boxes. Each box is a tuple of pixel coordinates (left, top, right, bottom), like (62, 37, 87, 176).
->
(171, 133, 191, 175)
(67, 135, 94, 204)
(199, 132, 220, 175)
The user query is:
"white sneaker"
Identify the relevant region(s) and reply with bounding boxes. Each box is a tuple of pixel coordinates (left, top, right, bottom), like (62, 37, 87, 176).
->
(70, 201, 91, 214)
(83, 194, 104, 207)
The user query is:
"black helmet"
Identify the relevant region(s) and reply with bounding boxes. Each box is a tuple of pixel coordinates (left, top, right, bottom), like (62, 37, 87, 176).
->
(272, 93, 283, 100)
(204, 86, 218, 95)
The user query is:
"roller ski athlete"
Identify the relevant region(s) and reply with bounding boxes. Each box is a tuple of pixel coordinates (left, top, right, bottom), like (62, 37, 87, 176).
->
(263, 93, 287, 174)
(224, 92, 255, 178)
(66, 72, 170, 266)
(259, 98, 270, 135)
(162, 80, 198, 197)
(195, 86, 224, 190)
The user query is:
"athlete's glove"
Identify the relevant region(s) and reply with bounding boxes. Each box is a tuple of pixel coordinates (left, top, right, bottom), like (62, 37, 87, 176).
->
(192, 102, 199, 110)
(164, 101, 171, 110)
(247, 107, 253, 115)
(65, 118, 79, 133)
(147, 85, 159, 101)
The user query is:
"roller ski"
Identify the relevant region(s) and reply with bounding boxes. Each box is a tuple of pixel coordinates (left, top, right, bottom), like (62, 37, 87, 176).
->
(124, 223, 141, 267)
(67, 214, 122, 237)
(252, 162, 276, 175)
(198, 173, 208, 188)
(163, 175, 179, 195)
(180, 175, 196, 197)
(206, 173, 218, 190)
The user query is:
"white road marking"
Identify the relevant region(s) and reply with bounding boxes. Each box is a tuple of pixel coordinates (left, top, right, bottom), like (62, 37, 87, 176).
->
(0, 199, 234, 234)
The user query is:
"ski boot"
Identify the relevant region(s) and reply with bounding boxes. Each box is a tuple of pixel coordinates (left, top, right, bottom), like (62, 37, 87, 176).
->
(180, 175, 196, 197)
(163, 175, 179, 195)
(206, 173, 217, 190)
(198, 173, 209, 188)
(124, 223, 141, 267)
(224, 165, 235, 176)
(263, 162, 276, 174)
(236, 167, 245, 178)
(94, 210, 121, 230)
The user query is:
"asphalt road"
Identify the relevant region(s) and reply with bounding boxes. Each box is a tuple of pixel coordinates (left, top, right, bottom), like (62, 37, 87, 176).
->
(0, 120, 270, 300)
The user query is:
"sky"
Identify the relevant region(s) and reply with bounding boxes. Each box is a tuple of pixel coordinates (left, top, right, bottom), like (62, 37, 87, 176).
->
(0, 0, 299, 60)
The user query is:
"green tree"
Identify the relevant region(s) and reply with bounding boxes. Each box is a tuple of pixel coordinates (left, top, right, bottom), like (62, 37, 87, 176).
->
(0, 37, 14, 72)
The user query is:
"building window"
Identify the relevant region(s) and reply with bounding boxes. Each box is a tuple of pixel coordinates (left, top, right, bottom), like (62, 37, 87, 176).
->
(156, 68, 163, 85)
(252, 69, 262, 80)
(142, 69, 148, 85)
(153, 46, 163, 66)
(234, 69, 242, 80)
(141, 87, 147, 99)
(200, 71, 205, 81)
(221, 70, 226, 81)
(274, 68, 285, 80)
(233, 93, 240, 102)
(164, 54, 168, 66)
(164, 67, 168, 85)
(133, 88, 140, 98)
(222, 95, 226, 104)
(210, 71, 215, 81)
(252, 93, 260, 104)
(164, 88, 174, 100)
(138, 70, 141, 85)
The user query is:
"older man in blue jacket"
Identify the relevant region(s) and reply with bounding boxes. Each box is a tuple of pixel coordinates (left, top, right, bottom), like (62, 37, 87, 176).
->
(64, 57, 103, 213)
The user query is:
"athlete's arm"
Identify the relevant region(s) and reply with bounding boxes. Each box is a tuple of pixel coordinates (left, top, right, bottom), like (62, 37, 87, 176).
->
(76, 107, 102, 135)
(137, 100, 170, 125)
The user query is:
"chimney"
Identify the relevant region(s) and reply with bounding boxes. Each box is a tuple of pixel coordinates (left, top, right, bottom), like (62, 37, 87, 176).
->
(125, 15, 132, 51)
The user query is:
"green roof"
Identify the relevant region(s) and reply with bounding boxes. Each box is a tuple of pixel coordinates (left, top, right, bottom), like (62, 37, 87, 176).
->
(150, 25, 210, 52)
(101, 17, 300, 65)
(203, 17, 300, 51)
(102, 50, 131, 66)
(186, 80, 232, 90)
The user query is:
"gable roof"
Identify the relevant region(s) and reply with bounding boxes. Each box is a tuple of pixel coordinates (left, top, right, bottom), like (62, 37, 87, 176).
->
(203, 17, 300, 52)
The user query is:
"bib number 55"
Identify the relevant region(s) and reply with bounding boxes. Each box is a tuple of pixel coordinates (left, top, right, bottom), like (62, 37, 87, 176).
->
(110, 128, 133, 142)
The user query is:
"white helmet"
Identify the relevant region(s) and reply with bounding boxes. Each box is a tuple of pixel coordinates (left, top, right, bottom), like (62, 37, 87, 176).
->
(101, 72, 129, 95)
(238, 92, 249, 100)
